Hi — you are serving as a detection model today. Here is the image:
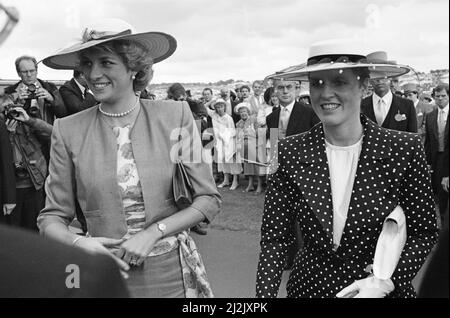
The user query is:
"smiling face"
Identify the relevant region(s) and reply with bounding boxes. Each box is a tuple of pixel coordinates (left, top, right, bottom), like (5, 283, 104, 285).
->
(214, 102, 226, 116)
(309, 68, 367, 128)
(79, 48, 135, 104)
(238, 107, 250, 120)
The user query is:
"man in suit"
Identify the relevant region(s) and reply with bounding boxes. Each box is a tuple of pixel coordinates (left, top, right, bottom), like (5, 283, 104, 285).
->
(266, 78, 320, 269)
(0, 119, 16, 224)
(403, 83, 435, 143)
(361, 56, 417, 133)
(59, 70, 98, 116)
(266, 79, 320, 142)
(0, 223, 129, 297)
(425, 83, 449, 223)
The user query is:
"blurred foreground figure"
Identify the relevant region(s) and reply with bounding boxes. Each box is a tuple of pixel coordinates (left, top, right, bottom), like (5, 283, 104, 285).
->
(0, 3, 18, 46)
(0, 4, 128, 298)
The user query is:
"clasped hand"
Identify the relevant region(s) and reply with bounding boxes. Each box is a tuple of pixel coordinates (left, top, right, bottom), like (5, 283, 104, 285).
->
(336, 275, 395, 298)
(74, 228, 158, 278)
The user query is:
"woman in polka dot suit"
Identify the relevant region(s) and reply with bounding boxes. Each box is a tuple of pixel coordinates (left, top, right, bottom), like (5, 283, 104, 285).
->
(256, 41, 439, 298)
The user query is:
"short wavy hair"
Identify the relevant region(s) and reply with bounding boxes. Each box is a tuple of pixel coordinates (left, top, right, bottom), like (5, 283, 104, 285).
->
(79, 39, 154, 92)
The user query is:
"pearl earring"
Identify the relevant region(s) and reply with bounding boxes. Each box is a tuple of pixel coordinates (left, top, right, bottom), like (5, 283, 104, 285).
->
(132, 75, 136, 80)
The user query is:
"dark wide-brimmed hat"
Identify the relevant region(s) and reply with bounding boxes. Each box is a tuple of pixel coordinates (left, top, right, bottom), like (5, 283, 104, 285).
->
(267, 40, 411, 81)
(42, 18, 177, 69)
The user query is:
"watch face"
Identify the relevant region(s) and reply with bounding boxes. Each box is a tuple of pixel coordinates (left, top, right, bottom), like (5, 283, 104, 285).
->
(158, 223, 166, 232)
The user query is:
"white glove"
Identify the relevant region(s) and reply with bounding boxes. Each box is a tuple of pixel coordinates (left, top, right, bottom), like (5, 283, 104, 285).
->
(336, 275, 395, 298)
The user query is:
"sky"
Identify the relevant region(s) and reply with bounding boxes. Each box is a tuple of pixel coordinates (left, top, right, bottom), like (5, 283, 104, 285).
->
(0, 0, 448, 84)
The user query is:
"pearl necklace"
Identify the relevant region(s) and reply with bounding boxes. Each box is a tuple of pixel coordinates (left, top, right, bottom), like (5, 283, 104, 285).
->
(99, 97, 139, 117)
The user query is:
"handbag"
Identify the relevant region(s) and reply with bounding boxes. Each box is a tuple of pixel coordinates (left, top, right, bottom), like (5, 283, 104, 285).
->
(172, 106, 194, 210)
(173, 160, 193, 210)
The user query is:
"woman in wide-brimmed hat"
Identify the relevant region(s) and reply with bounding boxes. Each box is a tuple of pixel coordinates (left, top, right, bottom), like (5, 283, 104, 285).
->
(256, 39, 438, 298)
(37, 18, 221, 298)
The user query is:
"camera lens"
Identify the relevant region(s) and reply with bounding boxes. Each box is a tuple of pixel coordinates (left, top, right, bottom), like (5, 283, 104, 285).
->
(27, 84, 37, 92)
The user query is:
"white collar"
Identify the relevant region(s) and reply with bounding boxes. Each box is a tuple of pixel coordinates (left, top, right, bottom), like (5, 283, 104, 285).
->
(438, 104, 449, 114)
(74, 78, 86, 93)
(280, 100, 295, 112)
(372, 90, 393, 107)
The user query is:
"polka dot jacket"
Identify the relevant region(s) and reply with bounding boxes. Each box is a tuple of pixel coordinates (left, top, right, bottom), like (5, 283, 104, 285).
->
(256, 115, 439, 298)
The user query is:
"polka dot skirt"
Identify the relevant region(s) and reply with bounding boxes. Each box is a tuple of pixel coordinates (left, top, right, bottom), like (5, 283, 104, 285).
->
(256, 115, 439, 298)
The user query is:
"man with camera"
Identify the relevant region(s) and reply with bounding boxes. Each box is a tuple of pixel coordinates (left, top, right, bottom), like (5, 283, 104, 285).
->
(0, 101, 52, 231)
(3, 55, 66, 124)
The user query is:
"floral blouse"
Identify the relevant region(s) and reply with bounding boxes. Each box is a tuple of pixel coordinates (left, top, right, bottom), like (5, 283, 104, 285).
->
(113, 125, 146, 239)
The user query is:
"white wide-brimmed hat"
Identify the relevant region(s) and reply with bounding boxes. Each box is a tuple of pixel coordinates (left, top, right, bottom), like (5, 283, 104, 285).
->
(268, 39, 411, 81)
(212, 98, 227, 108)
(42, 18, 177, 69)
(235, 102, 251, 113)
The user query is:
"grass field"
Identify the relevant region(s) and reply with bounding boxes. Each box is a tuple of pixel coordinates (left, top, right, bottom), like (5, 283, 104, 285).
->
(210, 181, 266, 236)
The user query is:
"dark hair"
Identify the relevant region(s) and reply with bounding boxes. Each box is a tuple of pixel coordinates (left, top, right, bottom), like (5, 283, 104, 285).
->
(263, 87, 275, 104)
(240, 85, 250, 92)
(203, 88, 213, 95)
(432, 83, 449, 97)
(15, 55, 38, 73)
(79, 39, 154, 92)
(73, 70, 82, 78)
(167, 83, 186, 100)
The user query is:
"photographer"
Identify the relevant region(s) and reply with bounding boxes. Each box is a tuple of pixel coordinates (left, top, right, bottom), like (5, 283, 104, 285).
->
(3, 55, 66, 125)
(0, 103, 52, 231)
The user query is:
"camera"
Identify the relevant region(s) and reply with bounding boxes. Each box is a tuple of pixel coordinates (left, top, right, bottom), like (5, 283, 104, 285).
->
(14, 161, 29, 179)
(26, 83, 37, 99)
(2, 104, 22, 120)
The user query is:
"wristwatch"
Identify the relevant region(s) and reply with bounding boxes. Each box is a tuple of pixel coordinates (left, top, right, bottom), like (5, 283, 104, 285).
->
(156, 222, 166, 237)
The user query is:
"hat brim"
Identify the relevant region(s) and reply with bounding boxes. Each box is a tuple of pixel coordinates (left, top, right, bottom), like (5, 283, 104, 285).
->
(268, 62, 411, 81)
(42, 31, 177, 69)
(235, 103, 251, 113)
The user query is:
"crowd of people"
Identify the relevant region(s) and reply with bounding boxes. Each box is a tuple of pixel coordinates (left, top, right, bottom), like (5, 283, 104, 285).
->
(0, 13, 448, 298)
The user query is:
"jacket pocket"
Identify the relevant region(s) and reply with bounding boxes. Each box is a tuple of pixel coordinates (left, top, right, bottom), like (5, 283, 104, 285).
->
(83, 209, 102, 218)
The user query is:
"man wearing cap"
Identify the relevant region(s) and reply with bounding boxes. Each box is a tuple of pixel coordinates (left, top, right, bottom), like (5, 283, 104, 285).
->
(425, 83, 449, 223)
(361, 52, 417, 133)
(403, 83, 435, 143)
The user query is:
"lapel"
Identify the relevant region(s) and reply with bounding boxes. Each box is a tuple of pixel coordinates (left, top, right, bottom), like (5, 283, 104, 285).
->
(430, 108, 439, 140)
(86, 112, 122, 210)
(382, 95, 399, 128)
(70, 78, 84, 100)
(337, 116, 395, 254)
(129, 101, 169, 207)
(271, 107, 281, 128)
(294, 124, 334, 246)
(445, 112, 449, 138)
(362, 97, 376, 122)
(294, 115, 394, 252)
(286, 102, 303, 136)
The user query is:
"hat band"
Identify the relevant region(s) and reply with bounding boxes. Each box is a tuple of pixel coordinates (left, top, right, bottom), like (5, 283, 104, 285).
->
(81, 28, 132, 43)
(307, 54, 365, 66)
